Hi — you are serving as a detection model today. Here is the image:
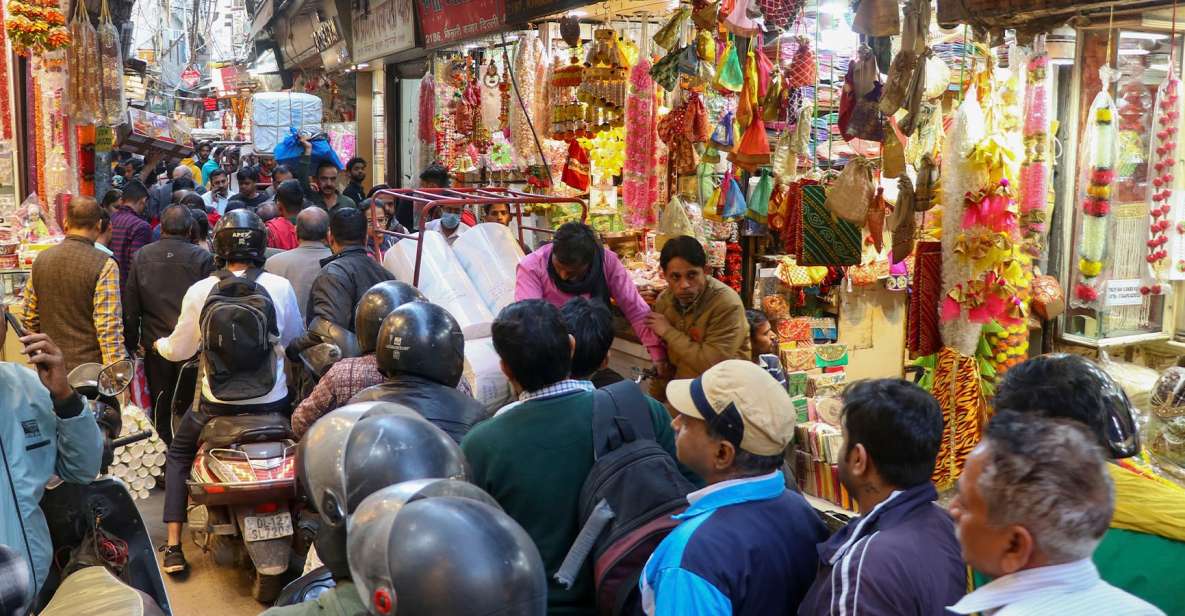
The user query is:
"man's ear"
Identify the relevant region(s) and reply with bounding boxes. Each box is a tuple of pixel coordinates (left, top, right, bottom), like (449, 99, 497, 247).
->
(999, 525, 1035, 576)
(715, 439, 737, 473)
(848, 443, 870, 477)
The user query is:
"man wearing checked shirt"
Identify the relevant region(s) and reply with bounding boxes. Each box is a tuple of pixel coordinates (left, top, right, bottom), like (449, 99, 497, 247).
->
(20, 197, 128, 371)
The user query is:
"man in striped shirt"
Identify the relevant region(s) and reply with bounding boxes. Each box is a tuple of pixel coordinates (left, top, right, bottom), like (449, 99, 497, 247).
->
(948, 412, 1164, 616)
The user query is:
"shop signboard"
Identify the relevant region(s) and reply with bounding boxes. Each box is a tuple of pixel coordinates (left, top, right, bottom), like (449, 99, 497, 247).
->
(352, 0, 415, 64)
(180, 66, 201, 89)
(95, 126, 114, 153)
(417, 0, 505, 49)
(505, 0, 582, 25)
(312, 16, 343, 53)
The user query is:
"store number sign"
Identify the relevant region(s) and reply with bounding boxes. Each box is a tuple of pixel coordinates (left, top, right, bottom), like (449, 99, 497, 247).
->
(1104, 279, 1143, 308)
(417, 0, 505, 49)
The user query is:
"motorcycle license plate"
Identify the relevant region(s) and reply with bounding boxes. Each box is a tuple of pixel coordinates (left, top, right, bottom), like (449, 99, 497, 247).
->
(243, 511, 293, 542)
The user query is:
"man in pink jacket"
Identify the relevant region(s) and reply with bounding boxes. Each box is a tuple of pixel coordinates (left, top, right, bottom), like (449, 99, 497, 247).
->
(515, 222, 668, 377)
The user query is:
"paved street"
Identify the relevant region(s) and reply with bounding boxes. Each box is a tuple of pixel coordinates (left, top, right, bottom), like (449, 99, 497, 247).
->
(138, 489, 268, 616)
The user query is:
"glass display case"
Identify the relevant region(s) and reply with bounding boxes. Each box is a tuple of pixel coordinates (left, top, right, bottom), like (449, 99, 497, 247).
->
(1063, 30, 1181, 346)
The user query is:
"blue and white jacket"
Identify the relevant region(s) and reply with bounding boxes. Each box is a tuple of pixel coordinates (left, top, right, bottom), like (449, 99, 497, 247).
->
(640, 470, 828, 616)
(797, 482, 967, 616)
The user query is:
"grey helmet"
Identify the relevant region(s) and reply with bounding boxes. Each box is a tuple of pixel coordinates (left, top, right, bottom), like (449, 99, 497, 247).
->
(296, 403, 466, 577)
(348, 483, 547, 616)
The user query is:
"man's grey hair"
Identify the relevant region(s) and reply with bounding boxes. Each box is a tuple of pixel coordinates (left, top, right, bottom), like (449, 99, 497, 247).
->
(979, 411, 1114, 563)
(172, 165, 193, 180)
(296, 206, 329, 242)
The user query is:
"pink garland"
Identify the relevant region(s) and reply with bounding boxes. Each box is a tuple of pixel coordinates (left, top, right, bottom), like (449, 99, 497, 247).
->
(1018, 52, 1051, 257)
(622, 59, 659, 227)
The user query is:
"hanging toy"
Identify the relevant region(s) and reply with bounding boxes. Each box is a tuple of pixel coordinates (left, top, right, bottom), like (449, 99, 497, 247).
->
(1144, 64, 1181, 297)
(1073, 66, 1119, 308)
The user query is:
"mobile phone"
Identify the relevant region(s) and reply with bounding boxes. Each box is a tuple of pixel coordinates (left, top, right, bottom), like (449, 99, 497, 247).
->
(3, 306, 27, 338)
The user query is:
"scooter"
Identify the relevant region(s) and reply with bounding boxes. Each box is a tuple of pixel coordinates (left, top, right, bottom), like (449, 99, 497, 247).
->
(36, 359, 172, 615)
(180, 366, 302, 603)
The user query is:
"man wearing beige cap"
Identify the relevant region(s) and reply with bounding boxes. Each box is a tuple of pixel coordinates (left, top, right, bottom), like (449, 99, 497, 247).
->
(639, 360, 826, 616)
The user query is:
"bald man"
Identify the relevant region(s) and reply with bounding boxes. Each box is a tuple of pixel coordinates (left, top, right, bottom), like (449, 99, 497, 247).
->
(123, 205, 216, 443)
(19, 197, 128, 371)
(149, 164, 195, 221)
(265, 206, 332, 320)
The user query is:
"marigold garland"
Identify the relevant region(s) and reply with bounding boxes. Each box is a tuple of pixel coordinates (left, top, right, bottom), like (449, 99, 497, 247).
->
(6, 0, 68, 55)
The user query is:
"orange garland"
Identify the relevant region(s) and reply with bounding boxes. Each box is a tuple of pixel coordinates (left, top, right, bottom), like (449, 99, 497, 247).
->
(6, 0, 68, 55)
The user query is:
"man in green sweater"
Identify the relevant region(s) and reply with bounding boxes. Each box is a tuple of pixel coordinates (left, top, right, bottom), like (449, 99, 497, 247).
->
(462, 299, 699, 616)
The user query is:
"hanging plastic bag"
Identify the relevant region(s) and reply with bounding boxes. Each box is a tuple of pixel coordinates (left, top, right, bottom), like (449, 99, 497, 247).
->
(786, 35, 817, 88)
(692, 0, 720, 30)
(654, 8, 690, 51)
(274, 127, 344, 171)
(852, 0, 900, 37)
(695, 30, 716, 66)
(890, 174, 916, 262)
(711, 111, 738, 149)
(724, 0, 761, 36)
(825, 155, 875, 223)
(650, 48, 682, 91)
(882, 120, 906, 178)
(758, 0, 805, 31)
(66, 0, 101, 124)
(97, 0, 127, 125)
(866, 187, 886, 252)
(659, 195, 698, 245)
(562, 140, 592, 191)
(721, 172, 748, 219)
(715, 36, 744, 92)
(747, 168, 773, 223)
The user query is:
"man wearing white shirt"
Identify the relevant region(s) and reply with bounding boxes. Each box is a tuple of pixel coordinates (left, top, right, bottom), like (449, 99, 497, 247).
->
(202, 168, 231, 215)
(948, 411, 1165, 616)
(153, 210, 305, 575)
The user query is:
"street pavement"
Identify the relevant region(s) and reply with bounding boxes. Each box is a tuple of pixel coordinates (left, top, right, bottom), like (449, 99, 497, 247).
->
(138, 489, 268, 615)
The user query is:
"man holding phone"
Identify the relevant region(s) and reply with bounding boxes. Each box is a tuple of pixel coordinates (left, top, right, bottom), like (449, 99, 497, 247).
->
(0, 304, 103, 596)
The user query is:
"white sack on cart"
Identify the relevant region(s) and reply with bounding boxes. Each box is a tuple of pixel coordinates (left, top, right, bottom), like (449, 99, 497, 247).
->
(251, 92, 323, 153)
(383, 230, 494, 339)
(462, 337, 513, 413)
(452, 222, 526, 315)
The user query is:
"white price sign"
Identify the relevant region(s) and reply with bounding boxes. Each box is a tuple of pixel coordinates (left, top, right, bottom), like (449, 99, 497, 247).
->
(1105, 279, 1144, 307)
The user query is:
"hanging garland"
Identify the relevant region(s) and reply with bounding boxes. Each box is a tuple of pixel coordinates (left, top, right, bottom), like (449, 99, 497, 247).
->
(1145, 68, 1179, 296)
(1018, 50, 1052, 258)
(1073, 67, 1119, 307)
(6, 0, 67, 55)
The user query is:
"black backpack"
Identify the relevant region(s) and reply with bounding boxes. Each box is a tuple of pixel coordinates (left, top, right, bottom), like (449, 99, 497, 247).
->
(555, 380, 695, 616)
(199, 268, 279, 401)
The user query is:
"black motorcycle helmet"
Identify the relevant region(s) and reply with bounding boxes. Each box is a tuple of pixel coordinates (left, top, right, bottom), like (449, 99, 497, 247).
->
(212, 209, 267, 266)
(993, 353, 1140, 459)
(355, 281, 427, 355)
(349, 492, 547, 616)
(375, 302, 465, 387)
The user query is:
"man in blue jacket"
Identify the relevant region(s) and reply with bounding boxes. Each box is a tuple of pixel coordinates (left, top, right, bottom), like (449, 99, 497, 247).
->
(0, 308, 103, 595)
(798, 379, 966, 615)
(642, 360, 827, 615)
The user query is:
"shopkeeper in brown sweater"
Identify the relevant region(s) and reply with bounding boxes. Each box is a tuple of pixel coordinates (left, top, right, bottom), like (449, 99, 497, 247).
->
(645, 235, 750, 401)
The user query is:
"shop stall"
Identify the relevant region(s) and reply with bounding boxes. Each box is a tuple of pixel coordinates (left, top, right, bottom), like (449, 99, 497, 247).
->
(393, 0, 1185, 512)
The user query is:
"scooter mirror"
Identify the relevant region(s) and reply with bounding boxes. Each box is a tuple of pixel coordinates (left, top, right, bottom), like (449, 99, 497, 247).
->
(98, 359, 135, 397)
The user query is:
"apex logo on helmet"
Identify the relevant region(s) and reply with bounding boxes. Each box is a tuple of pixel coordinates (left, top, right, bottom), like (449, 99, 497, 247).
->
(385, 335, 409, 358)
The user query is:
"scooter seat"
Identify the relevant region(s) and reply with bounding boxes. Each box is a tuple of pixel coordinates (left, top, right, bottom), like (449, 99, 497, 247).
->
(40, 565, 165, 616)
(200, 414, 293, 450)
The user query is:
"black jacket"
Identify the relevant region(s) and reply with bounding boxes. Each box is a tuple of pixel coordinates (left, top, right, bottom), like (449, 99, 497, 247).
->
(123, 237, 216, 352)
(287, 246, 393, 359)
(348, 375, 491, 443)
(305, 246, 393, 329)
